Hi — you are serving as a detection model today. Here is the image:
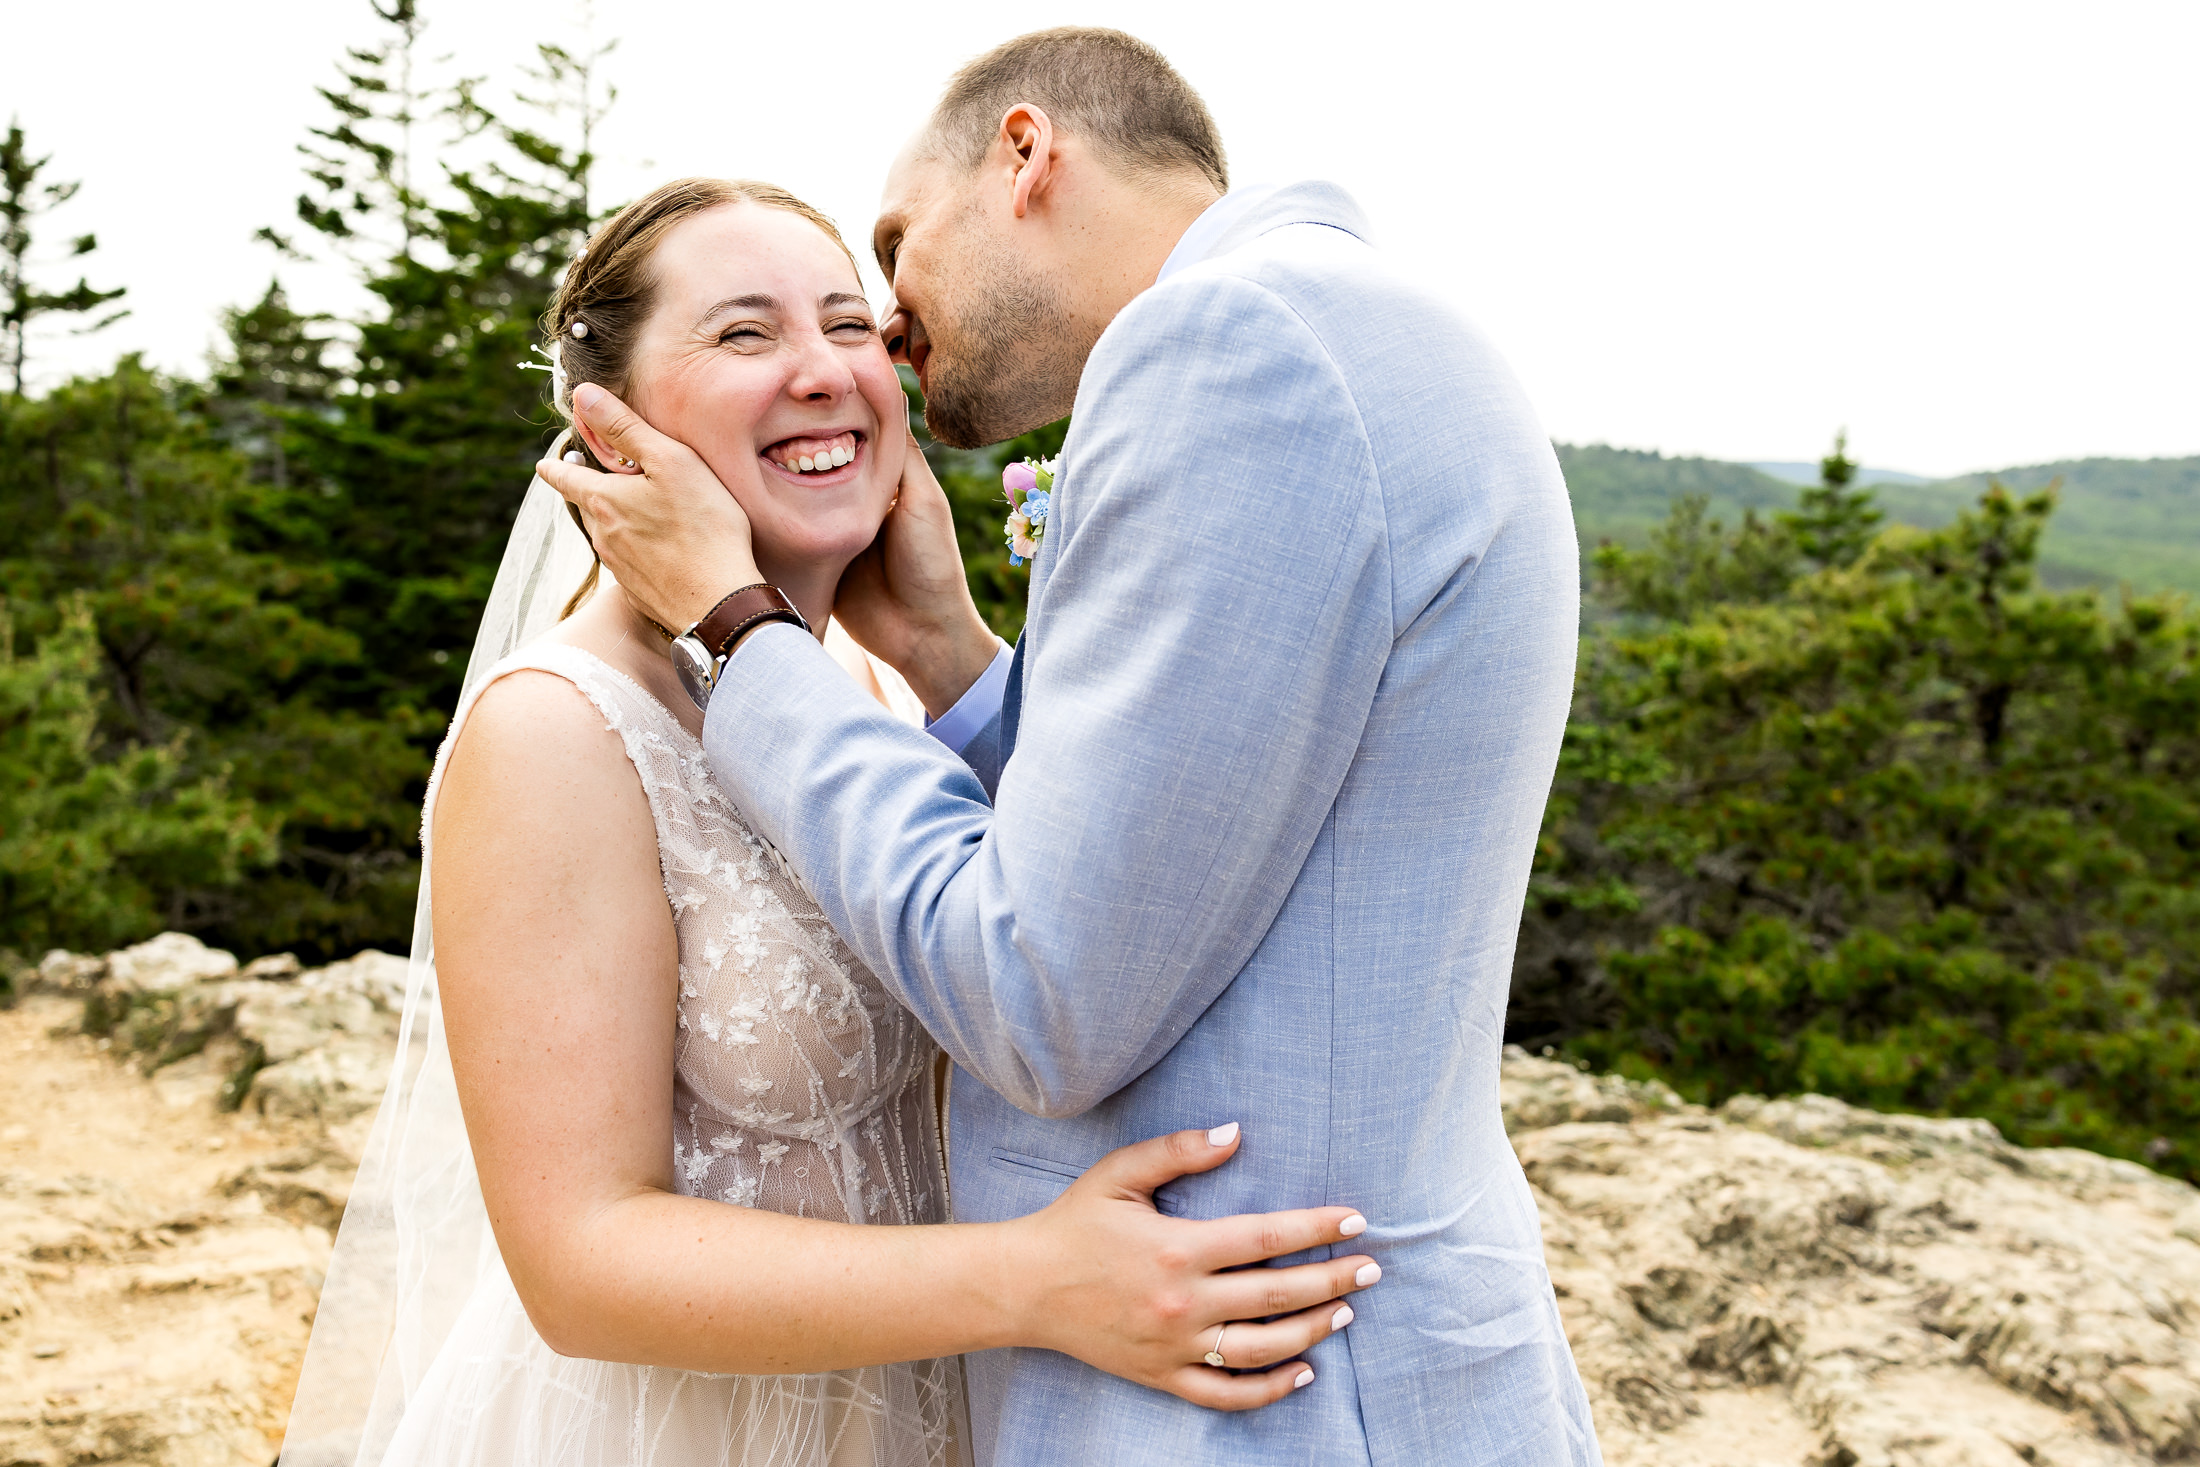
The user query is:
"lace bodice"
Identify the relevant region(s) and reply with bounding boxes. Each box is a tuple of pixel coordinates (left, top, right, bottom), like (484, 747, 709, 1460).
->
(507, 642, 947, 1231)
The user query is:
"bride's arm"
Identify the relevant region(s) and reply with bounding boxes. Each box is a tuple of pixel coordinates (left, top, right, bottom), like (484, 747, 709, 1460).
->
(432, 670, 1376, 1409)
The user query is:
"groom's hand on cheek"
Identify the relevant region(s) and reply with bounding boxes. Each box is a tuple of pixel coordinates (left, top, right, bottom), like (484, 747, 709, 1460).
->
(832, 405, 1002, 719)
(538, 382, 763, 634)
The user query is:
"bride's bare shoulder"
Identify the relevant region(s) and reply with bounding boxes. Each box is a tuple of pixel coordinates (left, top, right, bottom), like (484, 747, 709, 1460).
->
(436, 666, 647, 848)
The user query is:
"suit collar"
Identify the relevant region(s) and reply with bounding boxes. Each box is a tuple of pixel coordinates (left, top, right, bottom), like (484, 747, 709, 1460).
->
(1156, 180, 1372, 285)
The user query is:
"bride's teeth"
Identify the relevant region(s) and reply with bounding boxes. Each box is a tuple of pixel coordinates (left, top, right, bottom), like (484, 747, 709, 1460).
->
(772, 438, 859, 472)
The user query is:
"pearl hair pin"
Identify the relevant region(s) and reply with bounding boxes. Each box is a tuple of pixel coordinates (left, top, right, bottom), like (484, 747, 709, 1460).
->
(570, 320, 589, 338)
(563, 450, 584, 464)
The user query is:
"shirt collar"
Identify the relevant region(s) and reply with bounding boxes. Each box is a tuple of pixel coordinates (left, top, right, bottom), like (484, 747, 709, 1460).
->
(1156, 183, 1290, 285)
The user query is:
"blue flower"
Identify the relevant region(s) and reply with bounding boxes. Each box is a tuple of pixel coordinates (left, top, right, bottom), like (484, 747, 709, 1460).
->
(1003, 455, 1058, 571)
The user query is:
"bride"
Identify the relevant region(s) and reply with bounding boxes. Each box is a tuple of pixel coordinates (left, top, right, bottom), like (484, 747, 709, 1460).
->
(277, 178, 1378, 1467)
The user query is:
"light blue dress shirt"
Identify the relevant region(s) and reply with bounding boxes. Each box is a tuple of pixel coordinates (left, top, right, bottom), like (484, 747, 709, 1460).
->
(923, 643, 1012, 755)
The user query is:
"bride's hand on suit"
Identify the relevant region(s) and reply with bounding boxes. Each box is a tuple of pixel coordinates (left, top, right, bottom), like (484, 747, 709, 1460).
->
(1002, 1122, 1380, 1410)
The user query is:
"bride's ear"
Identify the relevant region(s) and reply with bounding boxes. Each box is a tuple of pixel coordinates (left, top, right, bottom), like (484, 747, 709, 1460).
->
(571, 405, 643, 475)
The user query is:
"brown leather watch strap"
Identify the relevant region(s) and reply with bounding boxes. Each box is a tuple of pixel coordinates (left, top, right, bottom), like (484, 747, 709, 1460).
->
(690, 583, 809, 657)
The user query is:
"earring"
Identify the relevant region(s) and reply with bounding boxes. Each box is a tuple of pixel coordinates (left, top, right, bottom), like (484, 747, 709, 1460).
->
(618, 456, 637, 468)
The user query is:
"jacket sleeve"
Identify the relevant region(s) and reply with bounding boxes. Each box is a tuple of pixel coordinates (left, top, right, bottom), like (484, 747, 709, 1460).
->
(703, 274, 1392, 1117)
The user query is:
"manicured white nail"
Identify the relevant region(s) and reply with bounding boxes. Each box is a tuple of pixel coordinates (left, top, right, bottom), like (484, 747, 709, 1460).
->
(1206, 1122, 1239, 1147)
(1293, 1369, 1314, 1389)
(1338, 1214, 1367, 1237)
(1355, 1263, 1382, 1287)
(563, 450, 584, 463)
(1330, 1305, 1353, 1330)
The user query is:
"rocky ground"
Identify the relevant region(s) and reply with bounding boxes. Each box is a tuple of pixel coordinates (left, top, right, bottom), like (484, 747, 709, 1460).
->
(1512, 1058, 2200, 1464)
(2, 935, 403, 1467)
(3, 934, 2198, 1465)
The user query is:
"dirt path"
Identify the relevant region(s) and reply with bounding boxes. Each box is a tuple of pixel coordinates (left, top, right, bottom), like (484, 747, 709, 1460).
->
(1, 993, 335, 1467)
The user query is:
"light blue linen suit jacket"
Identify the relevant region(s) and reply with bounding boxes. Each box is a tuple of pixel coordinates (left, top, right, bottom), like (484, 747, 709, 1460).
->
(706, 182, 1600, 1466)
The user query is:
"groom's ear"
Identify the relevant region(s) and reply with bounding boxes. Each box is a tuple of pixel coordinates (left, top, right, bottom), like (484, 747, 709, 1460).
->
(997, 104, 1057, 221)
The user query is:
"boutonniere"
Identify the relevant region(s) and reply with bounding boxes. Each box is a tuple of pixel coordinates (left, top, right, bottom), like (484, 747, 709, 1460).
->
(1001, 456, 1056, 567)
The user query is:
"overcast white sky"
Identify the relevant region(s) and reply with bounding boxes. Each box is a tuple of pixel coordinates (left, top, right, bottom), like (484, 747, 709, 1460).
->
(13, 1, 2196, 477)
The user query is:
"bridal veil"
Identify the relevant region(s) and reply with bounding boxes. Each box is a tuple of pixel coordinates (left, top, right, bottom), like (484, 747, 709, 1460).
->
(278, 450, 598, 1465)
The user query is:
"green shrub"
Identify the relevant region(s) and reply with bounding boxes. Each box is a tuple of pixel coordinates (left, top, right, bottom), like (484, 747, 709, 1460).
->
(0, 598, 276, 955)
(1523, 480, 2200, 1180)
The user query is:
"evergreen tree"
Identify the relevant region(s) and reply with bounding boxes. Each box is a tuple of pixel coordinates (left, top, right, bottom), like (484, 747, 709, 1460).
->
(1591, 496, 1797, 622)
(1521, 484, 2200, 1181)
(0, 121, 127, 396)
(210, 279, 338, 490)
(0, 595, 275, 962)
(1783, 430, 1885, 570)
(270, 0, 431, 264)
(276, 12, 601, 718)
(0, 357, 416, 958)
(513, 36, 618, 222)
(1591, 431, 1891, 620)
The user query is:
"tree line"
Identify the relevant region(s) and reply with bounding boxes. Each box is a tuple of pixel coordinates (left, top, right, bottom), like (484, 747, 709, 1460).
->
(1, 7, 2192, 1181)
(1519, 443, 2200, 1180)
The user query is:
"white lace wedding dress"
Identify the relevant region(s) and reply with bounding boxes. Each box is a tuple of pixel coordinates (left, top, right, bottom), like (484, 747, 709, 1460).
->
(378, 640, 967, 1466)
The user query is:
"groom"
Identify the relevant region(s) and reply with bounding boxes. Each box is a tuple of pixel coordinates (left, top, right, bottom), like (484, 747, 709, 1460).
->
(546, 26, 1599, 1466)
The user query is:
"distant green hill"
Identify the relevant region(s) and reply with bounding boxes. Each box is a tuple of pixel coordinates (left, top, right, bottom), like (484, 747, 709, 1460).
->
(1556, 444, 1795, 548)
(1558, 444, 2200, 598)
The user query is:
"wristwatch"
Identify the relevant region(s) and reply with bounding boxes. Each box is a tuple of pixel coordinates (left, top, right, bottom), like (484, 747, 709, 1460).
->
(669, 583, 810, 711)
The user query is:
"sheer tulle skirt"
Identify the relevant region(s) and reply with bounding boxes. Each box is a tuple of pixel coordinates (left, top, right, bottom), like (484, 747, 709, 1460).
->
(380, 1254, 968, 1467)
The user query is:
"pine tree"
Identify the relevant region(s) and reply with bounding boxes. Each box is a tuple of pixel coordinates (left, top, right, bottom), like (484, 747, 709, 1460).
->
(513, 35, 618, 222)
(1522, 483, 2200, 1181)
(1588, 431, 1891, 620)
(0, 121, 127, 396)
(278, 10, 601, 717)
(1783, 429, 1885, 570)
(0, 597, 275, 960)
(161, 1, 613, 955)
(210, 280, 338, 490)
(266, 0, 431, 264)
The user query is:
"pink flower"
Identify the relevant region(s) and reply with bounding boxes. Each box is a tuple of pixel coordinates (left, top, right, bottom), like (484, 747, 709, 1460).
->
(1002, 461, 1039, 501)
(1006, 511, 1031, 540)
(1011, 533, 1040, 560)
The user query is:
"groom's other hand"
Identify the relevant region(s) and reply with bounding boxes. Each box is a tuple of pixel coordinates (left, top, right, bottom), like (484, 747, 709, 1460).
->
(538, 382, 763, 633)
(834, 406, 1001, 718)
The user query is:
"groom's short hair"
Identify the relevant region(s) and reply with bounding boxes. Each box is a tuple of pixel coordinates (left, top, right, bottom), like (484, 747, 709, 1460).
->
(923, 28, 1228, 194)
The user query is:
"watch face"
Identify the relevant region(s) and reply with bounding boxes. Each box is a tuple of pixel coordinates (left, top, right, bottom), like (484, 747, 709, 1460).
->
(670, 635, 715, 710)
